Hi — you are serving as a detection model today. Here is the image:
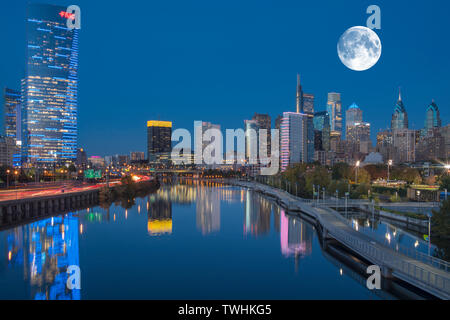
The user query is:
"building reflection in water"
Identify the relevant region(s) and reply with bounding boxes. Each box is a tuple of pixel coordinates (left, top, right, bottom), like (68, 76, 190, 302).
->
(196, 187, 221, 235)
(6, 213, 80, 300)
(244, 190, 271, 237)
(147, 195, 173, 236)
(280, 210, 313, 271)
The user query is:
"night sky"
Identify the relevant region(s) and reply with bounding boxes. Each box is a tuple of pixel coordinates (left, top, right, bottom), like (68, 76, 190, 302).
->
(0, 0, 448, 156)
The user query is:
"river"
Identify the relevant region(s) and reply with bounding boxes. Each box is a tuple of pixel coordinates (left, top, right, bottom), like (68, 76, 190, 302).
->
(0, 181, 427, 300)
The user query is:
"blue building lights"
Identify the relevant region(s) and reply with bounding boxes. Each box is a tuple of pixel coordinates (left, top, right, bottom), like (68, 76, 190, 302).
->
(22, 3, 79, 164)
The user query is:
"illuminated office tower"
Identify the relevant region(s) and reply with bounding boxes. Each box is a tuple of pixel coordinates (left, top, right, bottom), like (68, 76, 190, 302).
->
(302, 93, 315, 115)
(327, 92, 342, 134)
(280, 112, 314, 171)
(313, 111, 330, 151)
(22, 3, 79, 164)
(424, 100, 441, 130)
(244, 119, 259, 163)
(252, 113, 271, 156)
(3, 88, 22, 143)
(345, 103, 363, 129)
(147, 120, 172, 163)
(391, 88, 408, 130)
(295, 74, 314, 114)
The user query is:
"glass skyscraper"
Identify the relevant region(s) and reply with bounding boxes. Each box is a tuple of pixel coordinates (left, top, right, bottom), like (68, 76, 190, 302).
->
(147, 121, 172, 162)
(391, 89, 408, 130)
(22, 3, 79, 164)
(327, 92, 342, 134)
(3, 88, 21, 143)
(280, 112, 314, 171)
(424, 100, 441, 130)
(313, 111, 330, 151)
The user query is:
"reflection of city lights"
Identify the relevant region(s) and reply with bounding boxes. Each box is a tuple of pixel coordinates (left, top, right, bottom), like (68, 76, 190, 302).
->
(385, 233, 391, 243)
(414, 240, 419, 248)
(8, 251, 12, 261)
(113, 214, 116, 221)
(80, 224, 83, 234)
(340, 268, 343, 276)
(125, 210, 128, 219)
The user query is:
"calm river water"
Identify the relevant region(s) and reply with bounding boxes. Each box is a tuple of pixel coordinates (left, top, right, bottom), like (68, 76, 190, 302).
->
(0, 181, 423, 300)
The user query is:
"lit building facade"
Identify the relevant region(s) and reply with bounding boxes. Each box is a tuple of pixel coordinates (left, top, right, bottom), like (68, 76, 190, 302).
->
(280, 112, 314, 171)
(244, 119, 259, 163)
(327, 92, 342, 134)
(22, 3, 79, 164)
(346, 122, 371, 154)
(3, 88, 22, 144)
(252, 113, 271, 156)
(147, 120, 172, 163)
(295, 74, 314, 114)
(424, 100, 441, 130)
(130, 151, 145, 162)
(345, 103, 363, 129)
(313, 111, 330, 151)
(391, 89, 408, 130)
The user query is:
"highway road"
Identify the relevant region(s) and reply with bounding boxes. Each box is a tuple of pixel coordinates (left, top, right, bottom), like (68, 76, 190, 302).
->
(0, 175, 151, 202)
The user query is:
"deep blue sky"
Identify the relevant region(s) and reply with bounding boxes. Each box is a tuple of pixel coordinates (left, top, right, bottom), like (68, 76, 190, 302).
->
(0, 0, 449, 157)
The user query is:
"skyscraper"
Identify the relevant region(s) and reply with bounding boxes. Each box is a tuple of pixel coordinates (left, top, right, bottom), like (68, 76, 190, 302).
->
(244, 119, 259, 163)
(280, 112, 314, 171)
(346, 122, 371, 153)
(391, 88, 408, 130)
(424, 100, 441, 130)
(147, 120, 172, 163)
(302, 93, 315, 115)
(22, 3, 79, 164)
(345, 103, 363, 129)
(327, 92, 342, 134)
(296, 74, 314, 114)
(313, 111, 330, 151)
(296, 74, 303, 114)
(252, 113, 271, 157)
(3, 88, 21, 144)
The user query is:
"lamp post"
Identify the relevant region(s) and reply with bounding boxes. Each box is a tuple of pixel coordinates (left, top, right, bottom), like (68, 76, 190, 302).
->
(335, 190, 339, 209)
(14, 170, 19, 200)
(428, 213, 432, 256)
(6, 169, 10, 188)
(387, 159, 393, 182)
(355, 161, 360, 184)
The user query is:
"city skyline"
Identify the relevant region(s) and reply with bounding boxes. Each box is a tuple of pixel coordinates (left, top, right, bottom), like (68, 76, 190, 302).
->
(0, 0, 449, 157)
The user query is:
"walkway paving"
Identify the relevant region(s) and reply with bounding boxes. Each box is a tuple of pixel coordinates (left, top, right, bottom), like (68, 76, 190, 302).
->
(231, 180, 450, 299)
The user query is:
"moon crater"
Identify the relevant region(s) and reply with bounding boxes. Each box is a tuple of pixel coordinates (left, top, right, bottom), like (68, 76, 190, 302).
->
(337, 26, 382, 71)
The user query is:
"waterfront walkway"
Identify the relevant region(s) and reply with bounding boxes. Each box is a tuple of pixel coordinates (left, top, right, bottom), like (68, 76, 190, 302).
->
(231, 180, 450, 300)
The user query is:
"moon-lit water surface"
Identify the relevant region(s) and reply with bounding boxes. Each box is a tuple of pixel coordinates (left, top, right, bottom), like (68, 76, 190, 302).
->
(338, 26, 382, 71)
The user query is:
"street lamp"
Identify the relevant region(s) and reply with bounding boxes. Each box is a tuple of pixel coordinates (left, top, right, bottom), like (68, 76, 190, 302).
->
(387, 159, 393, 182)
(14, 170, 19, 200)
(6, 169, 10, 188)
(355, 160, 360, 184)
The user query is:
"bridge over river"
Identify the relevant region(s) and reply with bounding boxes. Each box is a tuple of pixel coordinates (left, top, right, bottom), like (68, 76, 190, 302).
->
(231, 180, 450, 300)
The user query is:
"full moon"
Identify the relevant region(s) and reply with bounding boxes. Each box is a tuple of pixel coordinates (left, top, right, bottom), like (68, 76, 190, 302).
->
(337, 26, 382, 71)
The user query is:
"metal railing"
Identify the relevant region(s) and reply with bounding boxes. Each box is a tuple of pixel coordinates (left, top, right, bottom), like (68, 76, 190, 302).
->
(237, 179, 450, 296)
(324, 216, 450, 297)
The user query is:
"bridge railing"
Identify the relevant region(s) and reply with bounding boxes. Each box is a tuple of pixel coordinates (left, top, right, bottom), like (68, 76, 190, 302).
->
(243, 181, 450, 284)
(325, 216, 450, 297)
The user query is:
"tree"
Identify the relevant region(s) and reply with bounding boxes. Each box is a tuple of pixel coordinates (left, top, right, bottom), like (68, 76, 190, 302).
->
(332, 163, 351, 181)
(364, 164, 387, 180)
(431, 199, 450, 239)
(439, 175, 450, 191)
(328, 179, 350, 198)
(352, 167, 371, 184)
(352, 183, 371, 199)
(305, 166, 331, 197)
